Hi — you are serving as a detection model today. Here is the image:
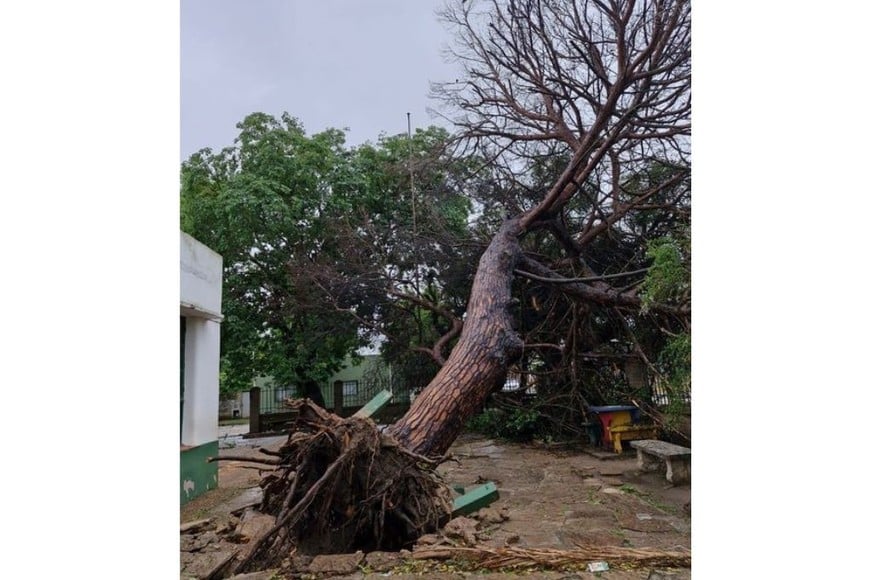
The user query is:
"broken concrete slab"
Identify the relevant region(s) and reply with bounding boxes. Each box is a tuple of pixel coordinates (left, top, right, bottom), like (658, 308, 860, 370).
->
(225, 486, 264, 515)
(183, 530, 220, 552)
(180, 517, 214, 534)
(443, 515, 481, 545)
(180, 547, 238, 579)
(235, 510, 276, 544)
(414, 533, 442, 547)
(476, 506, 509, 525)
(180, 535, 199, 552)
(308, 551, 364, 576)
(364, 550, 405, 572)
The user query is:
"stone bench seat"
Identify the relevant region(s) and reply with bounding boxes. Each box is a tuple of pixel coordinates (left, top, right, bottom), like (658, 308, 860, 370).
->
(631, 439, 691, 486)
(609, 424, 659, 454)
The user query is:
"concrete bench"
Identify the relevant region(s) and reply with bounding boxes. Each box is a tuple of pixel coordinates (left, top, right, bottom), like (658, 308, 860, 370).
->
(610, 424, 659, 454)
(631, 439, 691, 485)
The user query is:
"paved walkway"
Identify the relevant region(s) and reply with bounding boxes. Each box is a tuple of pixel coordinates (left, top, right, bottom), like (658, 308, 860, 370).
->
(218, 423, 250, 438)
(217, 422, 288, 450)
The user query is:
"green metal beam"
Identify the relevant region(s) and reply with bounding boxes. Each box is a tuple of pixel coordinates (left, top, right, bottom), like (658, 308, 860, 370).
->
(352, 389, 393, 419)
(451, 482, 499, 516)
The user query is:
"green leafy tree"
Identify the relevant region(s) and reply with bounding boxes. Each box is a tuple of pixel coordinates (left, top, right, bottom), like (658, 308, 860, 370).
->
(181, 113, 366, 395)
(182, 116, 481, 397)
(292, 126, 482, 391)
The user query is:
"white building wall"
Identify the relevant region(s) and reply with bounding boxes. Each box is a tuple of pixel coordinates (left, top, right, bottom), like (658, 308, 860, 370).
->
(181, 232, 222, 318)
(181, 317, 221, 446)
(180, 232, 223, 447)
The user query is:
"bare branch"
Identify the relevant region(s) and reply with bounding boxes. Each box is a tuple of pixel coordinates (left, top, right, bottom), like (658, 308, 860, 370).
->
(516, 266, 649, 284)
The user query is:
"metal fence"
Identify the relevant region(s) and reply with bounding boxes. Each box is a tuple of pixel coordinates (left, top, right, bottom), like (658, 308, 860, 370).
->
(255, 380, 414, 415)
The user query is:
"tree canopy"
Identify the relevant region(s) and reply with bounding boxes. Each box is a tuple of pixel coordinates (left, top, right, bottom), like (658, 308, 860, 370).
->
(181, 113, 367, 394)
(181, 115, 482, 395)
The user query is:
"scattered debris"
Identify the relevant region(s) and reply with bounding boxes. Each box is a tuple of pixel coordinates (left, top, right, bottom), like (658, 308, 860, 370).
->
(648, 569, 682, 579)
(587, 560, 610, 572)
(363, 550, 405, 572)
(183, 430, 691, 577)
(180, 518, 214, 534)
(411, 545, 691, 570)
(443, 516, 481, 545)
(476, 506, 510, 525)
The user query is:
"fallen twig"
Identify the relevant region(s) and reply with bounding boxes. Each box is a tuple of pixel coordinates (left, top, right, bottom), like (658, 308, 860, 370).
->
(411, 545, 691, 569)
(208, 455, 281, 465)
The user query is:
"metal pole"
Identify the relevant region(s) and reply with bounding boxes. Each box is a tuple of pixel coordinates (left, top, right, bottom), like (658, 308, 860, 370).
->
(407, 112, 416, 235)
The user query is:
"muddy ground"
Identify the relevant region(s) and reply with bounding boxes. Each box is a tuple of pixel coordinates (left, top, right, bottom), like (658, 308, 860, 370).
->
(181, 431, 691, 579)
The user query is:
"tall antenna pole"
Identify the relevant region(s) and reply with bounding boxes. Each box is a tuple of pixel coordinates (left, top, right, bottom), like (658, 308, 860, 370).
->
(407, 112, 422, 330)
(407, 112, 416, 235)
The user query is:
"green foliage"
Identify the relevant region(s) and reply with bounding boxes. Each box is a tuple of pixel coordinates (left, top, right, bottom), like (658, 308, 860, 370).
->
(655, 332, 691, 421)
(182, 113, 479, 395)
(659, 333, 690, 390)
(466, 407, 542, 442)
(181, 113, 368, 394)
(640, 236, 689, 313)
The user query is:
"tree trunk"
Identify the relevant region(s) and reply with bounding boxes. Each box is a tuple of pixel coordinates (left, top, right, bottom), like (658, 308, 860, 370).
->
(387, 220, 525, 456)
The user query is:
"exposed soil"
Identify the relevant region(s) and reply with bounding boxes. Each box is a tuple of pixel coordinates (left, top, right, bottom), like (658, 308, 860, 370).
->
(181, 431, 690, 579)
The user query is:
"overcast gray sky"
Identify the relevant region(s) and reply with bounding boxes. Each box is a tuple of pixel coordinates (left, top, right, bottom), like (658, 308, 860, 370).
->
(181, 0, 460, 160)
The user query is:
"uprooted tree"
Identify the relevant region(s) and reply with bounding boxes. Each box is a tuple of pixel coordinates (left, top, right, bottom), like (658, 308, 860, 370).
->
(390, 0, 690, 456)
(213, 0, 691, 573)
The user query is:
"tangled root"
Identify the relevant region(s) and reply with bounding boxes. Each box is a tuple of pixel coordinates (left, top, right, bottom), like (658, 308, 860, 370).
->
(232, 400, 452, 574)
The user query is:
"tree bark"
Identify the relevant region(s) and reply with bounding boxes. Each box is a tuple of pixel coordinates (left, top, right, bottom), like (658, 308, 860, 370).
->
(387, 220, 526, 456)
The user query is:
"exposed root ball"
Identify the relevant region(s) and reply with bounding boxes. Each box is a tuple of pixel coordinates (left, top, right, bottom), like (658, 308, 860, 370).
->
(234, 400, 452, 574)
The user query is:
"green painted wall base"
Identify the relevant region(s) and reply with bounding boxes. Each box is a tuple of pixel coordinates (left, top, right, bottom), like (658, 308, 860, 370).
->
(181, 440, 219, 505)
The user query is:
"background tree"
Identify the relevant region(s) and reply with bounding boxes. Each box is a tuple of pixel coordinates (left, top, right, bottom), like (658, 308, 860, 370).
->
(181, 113, 368, 399)
(181, 117, 484, 400)
(294, 125, 493, 392)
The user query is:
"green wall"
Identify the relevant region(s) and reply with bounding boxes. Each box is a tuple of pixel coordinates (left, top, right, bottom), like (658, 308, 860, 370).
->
(180, 441, 218, 505)
(329, 354, 381, 383)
